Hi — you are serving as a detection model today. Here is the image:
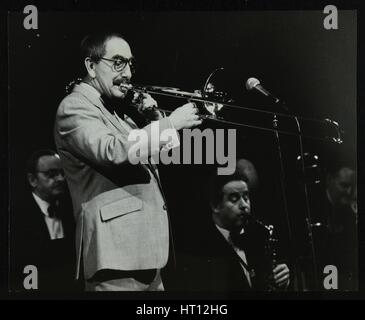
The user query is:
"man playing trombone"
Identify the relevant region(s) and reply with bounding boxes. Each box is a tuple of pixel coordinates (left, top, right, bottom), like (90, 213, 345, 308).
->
(54, 31, 201, 291)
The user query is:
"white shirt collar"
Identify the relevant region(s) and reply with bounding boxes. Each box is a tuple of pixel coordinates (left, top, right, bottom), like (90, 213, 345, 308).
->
(215, 224, 230, 242)
(32, 193, 64, 239)
(215, 223, 245, 243)
(32, 192, 50, 217)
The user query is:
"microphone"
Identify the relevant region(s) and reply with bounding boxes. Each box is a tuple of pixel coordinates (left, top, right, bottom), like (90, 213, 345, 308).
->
(245, 77, 280, 104)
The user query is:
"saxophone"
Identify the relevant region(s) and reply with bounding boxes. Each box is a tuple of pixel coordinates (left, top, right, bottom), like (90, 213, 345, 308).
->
(253, 219, 279, 291)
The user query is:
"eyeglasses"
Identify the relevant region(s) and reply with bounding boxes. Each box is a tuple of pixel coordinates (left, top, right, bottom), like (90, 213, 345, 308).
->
(99, 57, 136, 74)
(37, 169, 65, 179)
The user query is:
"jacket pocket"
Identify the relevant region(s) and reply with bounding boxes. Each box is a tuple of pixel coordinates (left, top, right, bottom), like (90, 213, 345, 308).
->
(100, 196, 143, 222)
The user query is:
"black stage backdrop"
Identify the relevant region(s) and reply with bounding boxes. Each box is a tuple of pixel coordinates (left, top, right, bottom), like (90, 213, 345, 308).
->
(8, 11, 357, 291)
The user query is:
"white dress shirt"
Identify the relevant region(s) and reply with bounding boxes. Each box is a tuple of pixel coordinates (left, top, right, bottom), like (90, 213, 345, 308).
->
(215, 224, 252, 287)
(32, 193, 64, 240)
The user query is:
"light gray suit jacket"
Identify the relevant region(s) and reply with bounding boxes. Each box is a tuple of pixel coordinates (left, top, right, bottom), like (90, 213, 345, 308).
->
(54, 83, 178, 280)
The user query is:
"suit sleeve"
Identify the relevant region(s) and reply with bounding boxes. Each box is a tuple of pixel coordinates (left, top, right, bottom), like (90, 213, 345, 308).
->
(55, 96, 179, 167)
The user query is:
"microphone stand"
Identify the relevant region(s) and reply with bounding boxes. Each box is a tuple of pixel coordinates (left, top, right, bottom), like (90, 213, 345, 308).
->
(271, 101, 319, 291)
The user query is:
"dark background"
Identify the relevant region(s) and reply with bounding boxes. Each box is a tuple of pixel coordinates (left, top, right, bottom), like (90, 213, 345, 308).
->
(8, 10, 357, 291)
(9, 11, 356, 151)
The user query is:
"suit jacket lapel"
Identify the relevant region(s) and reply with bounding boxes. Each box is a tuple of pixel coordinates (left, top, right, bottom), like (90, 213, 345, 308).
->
(211, 224, 252, 289)
(72, 84, 130, 135)
(72, 84, 157, 178)
(28, 194, 52, 241)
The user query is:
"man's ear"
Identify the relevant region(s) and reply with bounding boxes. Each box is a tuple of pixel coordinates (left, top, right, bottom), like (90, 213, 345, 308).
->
(210, 200, 220, 214)
(28, 173, 37, 188)
(84, 57, 96, 78)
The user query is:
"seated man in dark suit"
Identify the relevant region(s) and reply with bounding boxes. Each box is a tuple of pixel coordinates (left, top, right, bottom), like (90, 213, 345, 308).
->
(10, 149, 78, 292)
(180, 169, 290, 291)
(314, 162, 357, 290)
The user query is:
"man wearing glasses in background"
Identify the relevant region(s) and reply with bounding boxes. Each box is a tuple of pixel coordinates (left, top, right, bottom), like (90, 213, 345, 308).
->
(11, 149, 78, 291)
(54, 32, 201, 291)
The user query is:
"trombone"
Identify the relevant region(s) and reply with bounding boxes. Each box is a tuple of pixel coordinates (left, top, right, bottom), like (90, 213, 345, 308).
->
(118, 77, 343, 144)
(66, 68, 343, 144)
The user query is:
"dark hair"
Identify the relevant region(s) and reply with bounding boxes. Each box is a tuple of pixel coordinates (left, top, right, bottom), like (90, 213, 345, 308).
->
(323, 144, 356, 177)
(80, 31, 126, 64)
(26, 149, 58, 175)
(207, 168, 249, 208)
(326, 159, 356, 177)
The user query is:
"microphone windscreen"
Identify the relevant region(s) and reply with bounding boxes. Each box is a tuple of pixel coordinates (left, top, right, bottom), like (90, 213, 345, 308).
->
(245, 77, 260, 90)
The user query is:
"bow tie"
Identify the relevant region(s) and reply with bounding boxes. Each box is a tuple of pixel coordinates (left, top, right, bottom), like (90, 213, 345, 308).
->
(47, 201, 60, 218)
(229, 230, 248, 250)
